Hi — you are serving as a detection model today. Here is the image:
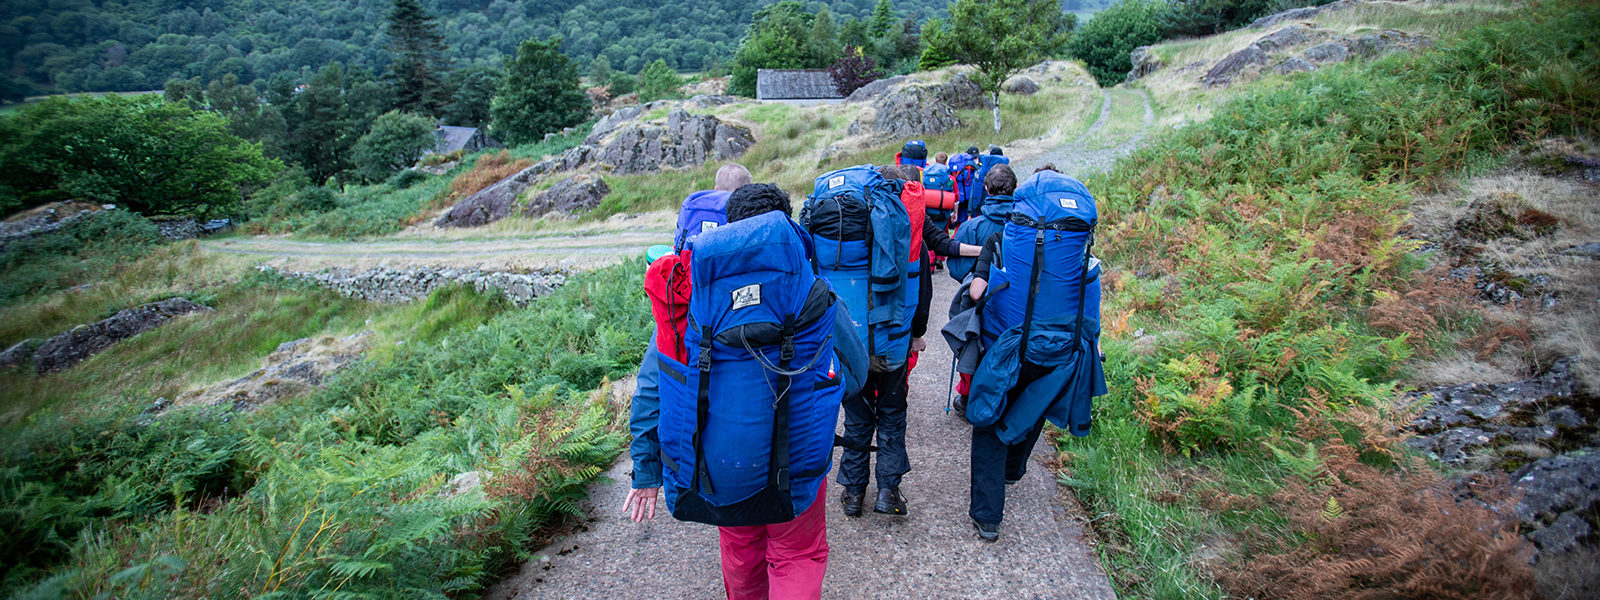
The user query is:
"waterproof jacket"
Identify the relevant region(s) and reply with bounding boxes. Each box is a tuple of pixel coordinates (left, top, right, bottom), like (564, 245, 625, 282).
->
(947, 195, 1014, 280)
(966, 315, 1106, 443)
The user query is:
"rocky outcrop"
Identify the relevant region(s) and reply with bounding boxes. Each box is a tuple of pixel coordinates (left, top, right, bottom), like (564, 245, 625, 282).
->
(844, 76, 908, 103)
(1302, 41, 1351, 64)
(1202, 44, 1269, 86)
(848, 72, 987, 140)
(1002, 76, 1040, 95)
(1, 339, 37, 369)
(1514, 451, 1600, 600)
(1405, 358, 1592, 469)
(1273, 56, 1317, 75)
(524, 175, 610, 218)
(32, 298, 213, 373)
(434, 159, 566, 228)
(583, 108, 756, 174)
(1249, 0, 1360, 29)
(1125, 46, 1163, 83)
(1254, 24, 1312, 52)
(172, 331, 373, 412)
(261, 265, 566, 307)
(1, 203, 112, 253)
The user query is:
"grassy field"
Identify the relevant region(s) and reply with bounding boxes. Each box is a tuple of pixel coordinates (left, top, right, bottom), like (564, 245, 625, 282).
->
(1056, 1, 1598, 597)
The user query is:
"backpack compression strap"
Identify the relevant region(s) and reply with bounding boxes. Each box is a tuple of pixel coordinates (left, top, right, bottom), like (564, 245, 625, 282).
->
(769, 316, 795, 492)
(1018, 229, 1045, 364)
(1073, 234, 1094, 350)
(692, 324, 715, 495)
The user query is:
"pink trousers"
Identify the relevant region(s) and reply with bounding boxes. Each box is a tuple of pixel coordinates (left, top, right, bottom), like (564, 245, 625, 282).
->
(717, 481, 829, 600)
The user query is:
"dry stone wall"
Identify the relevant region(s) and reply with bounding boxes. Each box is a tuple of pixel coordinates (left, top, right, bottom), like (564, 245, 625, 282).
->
(261, 265, 566, 307)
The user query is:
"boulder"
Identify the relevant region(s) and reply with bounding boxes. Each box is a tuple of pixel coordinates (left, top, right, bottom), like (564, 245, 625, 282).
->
(32, 298, 213, 373)
(149, 216, 201, 240)
(1250, 6, 1323, 29)
(1002, 76, 1040, 95)
(1273, 56, 1318, 75)
(1354, 29, 1432, 58)
(1125, 45, 1163, 83)
(1, 339, 36, 369)
(591, 108, 755, 174)
(850, 73, 987, 140)
(1303, 41, 1352, 64)
(525, 175, 610, 218)
(1255, 25, 1310, 52)
(173, 331, 373, 412)
(1404, 357, 1590, 468)
(1202, 44, 1269, 86)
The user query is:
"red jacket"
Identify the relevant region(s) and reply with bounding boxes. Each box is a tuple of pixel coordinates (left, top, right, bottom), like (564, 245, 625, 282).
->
(645, 250, 693, 363)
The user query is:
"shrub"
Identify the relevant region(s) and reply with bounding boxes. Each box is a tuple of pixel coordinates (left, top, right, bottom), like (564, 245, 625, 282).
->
(386, 168, 432, 190)
(0, 210, 166, 302)
(1066, 0, 1168, 87)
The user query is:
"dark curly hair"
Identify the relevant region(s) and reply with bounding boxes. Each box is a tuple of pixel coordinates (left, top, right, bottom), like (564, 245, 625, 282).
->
(726, 183, 792, 223)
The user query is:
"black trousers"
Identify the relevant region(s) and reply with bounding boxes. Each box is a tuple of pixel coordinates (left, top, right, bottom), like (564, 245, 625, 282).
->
(969, 362, 1051, 525)
(837, 364, 910, 491)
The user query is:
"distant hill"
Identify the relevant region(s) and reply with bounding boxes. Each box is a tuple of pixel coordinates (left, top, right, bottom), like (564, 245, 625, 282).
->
(0, 0, 964, 98)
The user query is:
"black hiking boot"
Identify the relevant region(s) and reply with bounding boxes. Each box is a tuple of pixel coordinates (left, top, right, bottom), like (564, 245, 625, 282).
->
(873, 487, 908, 516)
(840, 487, 865, 517)
(972, 518, 1000, 542)
(952, 395, 968, 421)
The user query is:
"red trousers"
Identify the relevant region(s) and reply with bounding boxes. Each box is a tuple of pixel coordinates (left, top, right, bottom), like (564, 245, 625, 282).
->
(717, 481, 829, 600)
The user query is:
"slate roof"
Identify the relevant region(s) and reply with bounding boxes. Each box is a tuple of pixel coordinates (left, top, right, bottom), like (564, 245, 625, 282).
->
(756, 69, 843, 100)
(435, 126, 485, 154)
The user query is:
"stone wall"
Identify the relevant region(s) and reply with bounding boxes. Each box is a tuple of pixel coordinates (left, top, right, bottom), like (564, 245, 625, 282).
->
(261, 265, 567, 307)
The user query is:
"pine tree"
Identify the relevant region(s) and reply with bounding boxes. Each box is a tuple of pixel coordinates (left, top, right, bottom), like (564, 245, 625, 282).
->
(385, 0, 448, 115)
(869, 0, 896, 38)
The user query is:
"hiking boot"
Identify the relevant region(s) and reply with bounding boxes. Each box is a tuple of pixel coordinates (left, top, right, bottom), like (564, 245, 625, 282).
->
(840, 487, 865, 517)
(952, 395, 968, 421)
(1005, 476, 1022, 485)
(973, 519, 1000, 542)
(874, 487, 908, 516)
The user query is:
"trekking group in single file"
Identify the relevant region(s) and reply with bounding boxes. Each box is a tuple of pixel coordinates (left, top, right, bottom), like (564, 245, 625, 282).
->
(622, 140, 1107, 599)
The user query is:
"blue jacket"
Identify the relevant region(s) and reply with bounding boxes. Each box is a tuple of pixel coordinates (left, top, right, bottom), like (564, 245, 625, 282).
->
(629, 310, 870, 488)
(947, 195, 1014, 280)
(965, 315, 1106, 444)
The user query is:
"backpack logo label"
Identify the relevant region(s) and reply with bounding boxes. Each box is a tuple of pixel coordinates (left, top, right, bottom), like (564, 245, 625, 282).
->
(731, 284, 761, 310)
(828, 176, 846, 189)
(701, 221, 718, 232)
(1059, 198, 1078, 209)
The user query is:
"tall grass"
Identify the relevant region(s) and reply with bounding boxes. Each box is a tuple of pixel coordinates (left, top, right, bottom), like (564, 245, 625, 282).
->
(2, 259, 650, 598)
(1058, 1, 1597, 597)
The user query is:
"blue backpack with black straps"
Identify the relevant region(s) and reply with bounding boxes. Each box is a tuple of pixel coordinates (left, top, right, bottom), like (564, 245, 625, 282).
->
(949, 153, 982, 220)
(982, 171, 1100, 360)
(656, 211, 847, 526)
(673, 189, 730, 251)
(974, 154, 1010, 212)
(800, 165, 913, 368)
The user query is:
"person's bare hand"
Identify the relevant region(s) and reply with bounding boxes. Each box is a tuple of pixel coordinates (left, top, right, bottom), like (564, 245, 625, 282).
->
(625, 487, 660, 522)
(910, 337, 927, 353)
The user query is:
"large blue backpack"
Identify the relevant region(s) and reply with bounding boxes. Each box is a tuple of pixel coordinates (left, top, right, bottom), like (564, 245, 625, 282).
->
(673, 189, 730, 251)
(922, 163, 955, 225)
(949, 153, 982, 220)
(982, 171, 1100, 362)
(800, 166, 913, 369)
(657, 211, 846, 526)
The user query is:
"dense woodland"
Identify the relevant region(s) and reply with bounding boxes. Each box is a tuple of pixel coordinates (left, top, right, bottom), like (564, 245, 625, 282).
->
(0, 0, 1091, 99)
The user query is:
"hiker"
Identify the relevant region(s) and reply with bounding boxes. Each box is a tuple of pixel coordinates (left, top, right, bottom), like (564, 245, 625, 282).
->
(626, 183, 869, 600)
(798, 165, 917, 518)
(895, 140, 928, 172)
(932, 152, 949, 166)
(918, 159, 960, 273)
(875, 164, 980, 374)
(961, 166, 1107, 542)
(944, 163, 1019, 417)
(671, 163, 752, 250)
(949, 148, 982, 227)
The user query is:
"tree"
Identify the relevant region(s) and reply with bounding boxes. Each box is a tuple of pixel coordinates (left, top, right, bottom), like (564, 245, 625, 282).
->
(0, 95, 278, 216)
(870, 0, 897, 37)
(828, 45, 882, 96)
(926, 0, 1073, 132)
(352, 110, 437, 182)
(638, 59, 682, 102)
(728, 1, 829, 97)
(918, 43, 957, 71)
(1161, 0, 1275, 37)
(589, 55, 612, 86)
(441, 65, 502, 127)
(490, 37, 590, 146)
(385, 0, 449, 114)
(1065, 0, 1166, 86)
(808, 7, 841, 67)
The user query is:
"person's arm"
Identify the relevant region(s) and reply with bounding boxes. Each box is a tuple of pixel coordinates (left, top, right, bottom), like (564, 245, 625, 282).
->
(624, 335, 663, 522)
(912, 259, 932, 338)
(922, 219, 981, 257)
(969, 276, 989, 301)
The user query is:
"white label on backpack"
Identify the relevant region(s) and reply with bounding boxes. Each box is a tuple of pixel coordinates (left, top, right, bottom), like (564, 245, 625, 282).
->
(701, 221, 718, 232)
(731, 284, 761, 310)
(1059, 197, 1078, 209)
(828, 176, 846, 189)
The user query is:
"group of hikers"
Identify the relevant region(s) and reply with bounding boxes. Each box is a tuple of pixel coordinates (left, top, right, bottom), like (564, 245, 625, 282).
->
(620, 139, 1107, 599)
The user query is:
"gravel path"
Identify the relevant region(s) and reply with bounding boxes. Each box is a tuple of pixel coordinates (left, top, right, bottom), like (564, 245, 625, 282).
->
(198, 229, 670, 272)
(486, 273, 1115, 600)
(1017, 88, 1155, 178)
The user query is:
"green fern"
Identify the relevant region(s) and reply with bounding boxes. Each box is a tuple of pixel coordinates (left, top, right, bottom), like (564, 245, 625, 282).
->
(1321, 496, 1346, 522)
